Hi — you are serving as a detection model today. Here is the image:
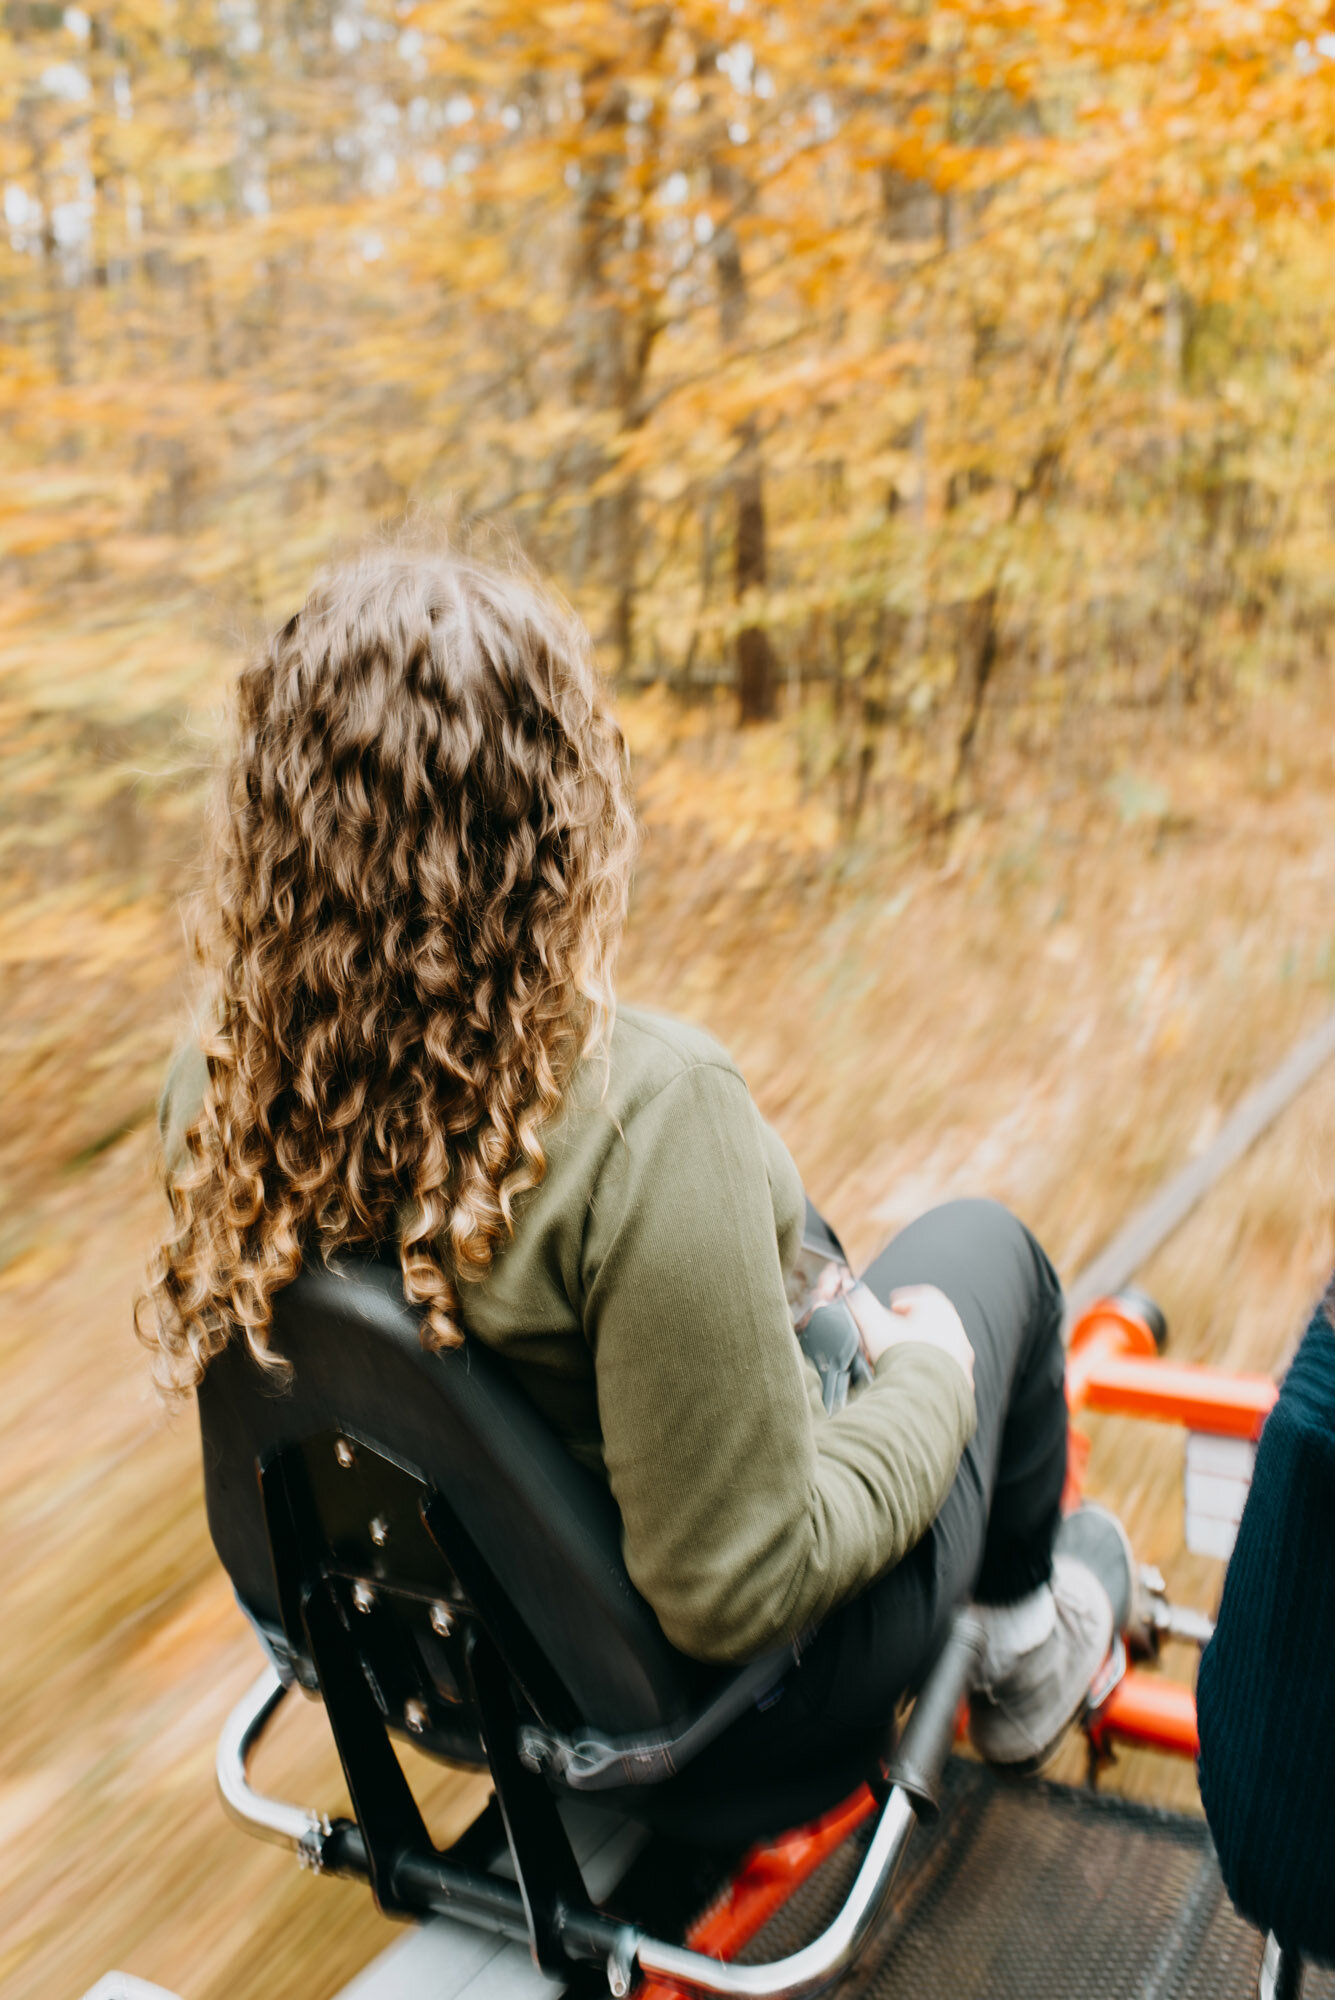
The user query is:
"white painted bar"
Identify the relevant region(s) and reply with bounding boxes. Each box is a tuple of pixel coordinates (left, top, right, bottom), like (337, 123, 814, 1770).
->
(1186, 1435, 1257, 1482)
(1184, 1470, 1250, 1524)
(1184, 1432, 1255, 1561)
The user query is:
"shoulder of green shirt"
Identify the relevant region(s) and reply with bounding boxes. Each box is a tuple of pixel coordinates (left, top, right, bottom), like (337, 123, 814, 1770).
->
(602, 1004, 746, 1102)
(155, 1004, 750, 1177)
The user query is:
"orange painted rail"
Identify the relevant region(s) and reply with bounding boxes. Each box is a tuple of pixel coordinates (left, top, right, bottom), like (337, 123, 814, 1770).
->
(1088, 1668, 1200, 1759)
(635, 1787, 878, 2000)
(1066, 1298, 1277, 1438)
(1071, 1355, 1277, 1438)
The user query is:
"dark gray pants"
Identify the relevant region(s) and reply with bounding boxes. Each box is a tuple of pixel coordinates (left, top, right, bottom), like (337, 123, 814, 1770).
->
(624, 1198, 1069, 1846)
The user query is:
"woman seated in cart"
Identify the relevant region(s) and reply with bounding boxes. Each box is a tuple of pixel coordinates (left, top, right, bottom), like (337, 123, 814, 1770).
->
(140, 541, 1125, 1840)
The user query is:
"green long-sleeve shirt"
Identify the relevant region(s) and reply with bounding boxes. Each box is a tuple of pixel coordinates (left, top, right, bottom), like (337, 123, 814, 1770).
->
(160, 1005, 975, 1663)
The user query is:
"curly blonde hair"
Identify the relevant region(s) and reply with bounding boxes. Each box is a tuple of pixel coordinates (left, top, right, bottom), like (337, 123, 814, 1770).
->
(139, 543, 637, 1391)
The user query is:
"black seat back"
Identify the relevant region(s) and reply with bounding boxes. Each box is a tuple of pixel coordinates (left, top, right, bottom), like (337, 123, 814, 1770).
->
(198, 1255, 712, 1745)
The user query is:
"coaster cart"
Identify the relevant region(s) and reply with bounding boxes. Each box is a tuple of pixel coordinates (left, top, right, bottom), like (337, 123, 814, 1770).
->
(83, 1254, 1326, 2000)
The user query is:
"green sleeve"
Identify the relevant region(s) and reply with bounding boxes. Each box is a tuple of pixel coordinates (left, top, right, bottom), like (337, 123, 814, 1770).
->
(582, 1064, 977, 1663)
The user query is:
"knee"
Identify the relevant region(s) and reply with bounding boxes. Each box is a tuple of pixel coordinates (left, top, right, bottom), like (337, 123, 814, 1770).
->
(932, 1196, 1053, 1270)
(862, 1196, 1064, 1349)
(919, 1198, 1062, 1325)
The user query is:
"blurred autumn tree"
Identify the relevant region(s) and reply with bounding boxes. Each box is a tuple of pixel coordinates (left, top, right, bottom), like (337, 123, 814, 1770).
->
(6, 0, 1335, 1216)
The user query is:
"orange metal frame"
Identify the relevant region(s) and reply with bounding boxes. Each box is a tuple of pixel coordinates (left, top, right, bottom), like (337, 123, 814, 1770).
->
(636, 1788, 884, 2000)
(638, 1296, 1280, 1992)
(1065, 1295, 1276, 1763)
(1065, 1300, 1277, 1440)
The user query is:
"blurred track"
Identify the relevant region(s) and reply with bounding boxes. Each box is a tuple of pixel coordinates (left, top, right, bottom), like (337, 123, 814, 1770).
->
(1066, 1012, 1335, 1322)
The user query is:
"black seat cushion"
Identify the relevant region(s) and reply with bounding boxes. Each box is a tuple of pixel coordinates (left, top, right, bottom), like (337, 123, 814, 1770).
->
(198, 1255, 715, 1739)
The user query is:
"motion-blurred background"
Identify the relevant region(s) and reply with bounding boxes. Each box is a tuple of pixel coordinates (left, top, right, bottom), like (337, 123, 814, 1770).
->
(6, 4, 1335, 1995)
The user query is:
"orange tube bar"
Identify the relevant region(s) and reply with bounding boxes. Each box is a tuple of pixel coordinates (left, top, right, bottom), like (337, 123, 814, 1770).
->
(685, 1789, 876, 1962)
(635, 1788, 878, 2000)
(1089, 1669, 1199, 1759)
(1071, 1355, 1276, 1439)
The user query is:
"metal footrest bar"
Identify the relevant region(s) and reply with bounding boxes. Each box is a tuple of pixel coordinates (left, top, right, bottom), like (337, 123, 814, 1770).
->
(629, 1616, 984, 2000)
(216, 1667, 333, 1866)
(216, 1617, 986, 2000)
(1260, 1934, 1305, 2000)
(217, 1667, 536, 1938)
(630, 1790, 918, 2000)
(216, 1666, 631, 1954)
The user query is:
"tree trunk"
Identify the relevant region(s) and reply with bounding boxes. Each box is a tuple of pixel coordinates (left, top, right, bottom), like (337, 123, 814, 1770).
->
(712, 157, 777, 722)
(568, 17, 669, 678)
(733, 424, 778, 720)
(953, 586, 999, 781)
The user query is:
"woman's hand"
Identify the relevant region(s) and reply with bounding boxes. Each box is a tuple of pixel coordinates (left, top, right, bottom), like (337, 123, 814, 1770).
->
(846, 1281, 975, 1391)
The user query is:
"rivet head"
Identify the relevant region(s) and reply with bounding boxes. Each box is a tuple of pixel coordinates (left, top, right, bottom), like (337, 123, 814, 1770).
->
(404, 1698, 428, 1734)
(430, 1603, 454, 1638)
(369, 1515, 390, 1547)
(334, 1438, 356, 1469)
(351, 1581, 375, 1614)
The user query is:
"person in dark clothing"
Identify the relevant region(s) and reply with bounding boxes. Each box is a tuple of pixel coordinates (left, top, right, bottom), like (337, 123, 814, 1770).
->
(1197, 1297, 1335, 1963)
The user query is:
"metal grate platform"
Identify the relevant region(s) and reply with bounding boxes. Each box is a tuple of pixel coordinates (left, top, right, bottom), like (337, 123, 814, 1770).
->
(736, 1760, 1335, 1999)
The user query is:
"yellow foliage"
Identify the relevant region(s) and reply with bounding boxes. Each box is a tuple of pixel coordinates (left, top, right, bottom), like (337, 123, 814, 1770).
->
(6, 0, 1335, 1214)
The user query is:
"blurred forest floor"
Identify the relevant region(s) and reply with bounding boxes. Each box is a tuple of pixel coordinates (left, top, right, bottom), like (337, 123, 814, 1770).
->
(4, 677, 1335, 2000)
(11, 4, 1335, 1993)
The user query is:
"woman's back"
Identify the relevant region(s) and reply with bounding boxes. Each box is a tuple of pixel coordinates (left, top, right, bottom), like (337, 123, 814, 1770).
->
(160, 992, 973, 1661)
(162, 1001, 806, 1468)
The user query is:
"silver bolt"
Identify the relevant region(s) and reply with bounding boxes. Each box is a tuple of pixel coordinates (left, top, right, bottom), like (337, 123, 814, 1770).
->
(352, 1581, 375, 1614)
(334, 1438, 356, 1469)
(404, 1698, 428, 1734)
(369, 1515, 390, 1547)
(430, 1603, 454, 1638)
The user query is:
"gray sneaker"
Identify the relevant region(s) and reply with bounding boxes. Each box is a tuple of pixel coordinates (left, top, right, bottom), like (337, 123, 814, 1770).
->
(1052, 1501, 1136, 1633)
(968, 1551, 1115, 1772)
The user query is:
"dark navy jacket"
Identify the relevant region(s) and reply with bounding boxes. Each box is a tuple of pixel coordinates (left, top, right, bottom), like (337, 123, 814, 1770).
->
(1197, 1302, 1335, 1961)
